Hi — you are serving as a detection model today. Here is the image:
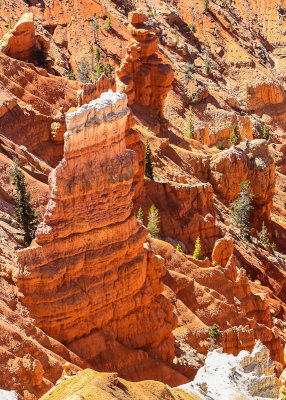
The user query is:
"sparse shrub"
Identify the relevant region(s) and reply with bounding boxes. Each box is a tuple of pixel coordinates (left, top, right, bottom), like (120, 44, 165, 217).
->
(67, 68, 76, 80)
(217, 143, 224, 150)
(77, 59, 91, 83)
(9, 159, 39, 246)
(258, 221, 276, 253)
(203, 0, 210, 13)
(209, 323, 219, 348)
(262, 124, 270, 141)
(229, 123, 239, 146)
(175, 29, 180, 47)
(145, 139, 154, 180)
(91, 13, 99, 42)
(137, 207, 143, 222)
(93, 62, 114, 81)
(7, 19, 12, 31)
(231, 181, 253, 241)
(188, 22, 197, 34)
(104, 12, 112, 31)
(147, 205, 160, 238)
(193, 237, 203, 260)
(176, 243, 183, 252)
(185, 106, 195, 139)
(244, 82, 249, 109)
(204, 50, 211, 74)
(89, 44, 94, 71)
(103, 63, 114, 77)
(96, 48, 101, 63)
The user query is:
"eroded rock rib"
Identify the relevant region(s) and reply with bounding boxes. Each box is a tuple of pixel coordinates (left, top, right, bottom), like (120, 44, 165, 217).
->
(116, 11, 174, 132)
(17, 92, 175, 368)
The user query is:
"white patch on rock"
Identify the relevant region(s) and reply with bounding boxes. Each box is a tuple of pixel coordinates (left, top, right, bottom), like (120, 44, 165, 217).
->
(0, 390, 18, 400)
(177, 340, 278, 400)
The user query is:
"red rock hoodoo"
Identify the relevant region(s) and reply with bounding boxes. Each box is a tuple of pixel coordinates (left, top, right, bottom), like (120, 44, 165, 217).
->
(116, 11, 174, 132)
(16, 91, 185, 386)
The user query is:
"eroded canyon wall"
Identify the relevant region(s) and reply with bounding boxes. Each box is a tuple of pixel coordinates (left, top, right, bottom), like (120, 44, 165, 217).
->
(16, 91, 185, 386)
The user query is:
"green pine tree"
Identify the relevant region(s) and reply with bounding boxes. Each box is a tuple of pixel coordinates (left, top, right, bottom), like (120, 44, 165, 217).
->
(145, 139, 154, 180)
(193, 237, 203, 260)
(229, 123, 239, 146)
(262, 124, 270, 141)
(176, 243, 183, 252)
(9, 159, 39, 246)
(258, 221, 276, 252)
(231, 180, 253, 240)
(104, 12, 112, 31)
(147, 205, 160, 238)
(185, 106, 195, 139)
(96, 48, 100, 63)
(137, 207, 143, 222)
(209, 323, 219, 348)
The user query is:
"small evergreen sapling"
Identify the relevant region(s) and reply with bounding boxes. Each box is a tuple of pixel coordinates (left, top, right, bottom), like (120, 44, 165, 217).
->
(9, 159, 39, 246)
(258, 221, 276, 252)
(176, 243, 183, 252)
(104, 12, 112, 31)
(147, 205, 160, 238)
(137, 207, 143, 222)
(193, 237, 203, 260)
(209, 323, 219, 349)
(77, 59, 90, 83)
(185, 106, 195, 139)
(145, 139, 154, 180)
(262, 124, 270, 142)
(231, 181, 253, 240)
(230, 123, 239, 146)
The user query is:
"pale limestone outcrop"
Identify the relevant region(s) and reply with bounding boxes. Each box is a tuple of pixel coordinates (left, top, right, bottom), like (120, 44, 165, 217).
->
(16, 91, 180, 385)
(0, 391, 17, 400)
(177, 340, 278, 400)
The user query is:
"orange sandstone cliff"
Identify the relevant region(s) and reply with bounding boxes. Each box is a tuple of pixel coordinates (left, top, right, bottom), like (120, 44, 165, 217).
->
(16, 91, 185, 386)
(0, 0, 284, 398)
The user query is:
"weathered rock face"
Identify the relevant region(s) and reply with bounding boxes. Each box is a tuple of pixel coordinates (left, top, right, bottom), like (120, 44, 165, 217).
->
(16, 91, 180, 385)
(39, 368, 199, 400)
(151, 237, 284, 379)
(136, 179, 221, 255)
(0, 276, 87, 400)
(209, 140, 275, 222)
(0, 13, 49, 65)
(178, 340, 278, 400)
(116, 11, 174, 132)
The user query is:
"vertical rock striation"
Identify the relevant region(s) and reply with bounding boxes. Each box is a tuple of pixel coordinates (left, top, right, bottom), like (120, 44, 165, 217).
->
(16, 91, 177, 383)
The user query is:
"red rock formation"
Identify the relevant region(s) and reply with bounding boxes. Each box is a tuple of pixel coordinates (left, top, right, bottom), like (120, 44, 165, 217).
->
(151, 236, 284, 379)
(16, 91, 185, 386)
(116, 11, 174, 133)
(209, 139, 275, 223)
(0, 13, 49, 65)
(135, 179, 221, 255)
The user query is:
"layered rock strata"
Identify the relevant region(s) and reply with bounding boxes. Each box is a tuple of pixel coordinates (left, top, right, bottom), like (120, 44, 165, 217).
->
(151, 235, 284, 378)
(17, 91, 178, 384)
(116, 11, 174, 132)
